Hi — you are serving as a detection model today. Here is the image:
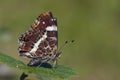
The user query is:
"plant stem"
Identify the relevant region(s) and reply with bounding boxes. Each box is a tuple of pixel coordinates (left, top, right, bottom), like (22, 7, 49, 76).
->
(20, 72, 28, 80)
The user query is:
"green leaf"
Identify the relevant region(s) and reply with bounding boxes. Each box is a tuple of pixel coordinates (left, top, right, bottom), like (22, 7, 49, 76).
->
(0, 53, 76, 80)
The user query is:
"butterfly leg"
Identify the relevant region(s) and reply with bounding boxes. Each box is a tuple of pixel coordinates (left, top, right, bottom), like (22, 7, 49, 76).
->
(53, 59, 59, 69)
(52, 59, 57, 68)
(52, 52, 61, 68)
(37, 61, 44, 67)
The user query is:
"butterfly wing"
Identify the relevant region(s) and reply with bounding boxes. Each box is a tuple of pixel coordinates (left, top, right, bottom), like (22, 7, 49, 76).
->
(18, 12, 58, 62)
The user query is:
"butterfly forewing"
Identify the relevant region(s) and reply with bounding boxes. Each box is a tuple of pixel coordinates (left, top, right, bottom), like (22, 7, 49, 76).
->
(18, 12, 58, 62)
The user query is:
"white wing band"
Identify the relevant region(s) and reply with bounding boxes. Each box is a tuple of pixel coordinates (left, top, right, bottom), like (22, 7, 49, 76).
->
(46, 25, 57, 31)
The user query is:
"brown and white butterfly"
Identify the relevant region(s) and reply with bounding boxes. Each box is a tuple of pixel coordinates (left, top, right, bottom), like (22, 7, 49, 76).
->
(18, 12, 61, 67)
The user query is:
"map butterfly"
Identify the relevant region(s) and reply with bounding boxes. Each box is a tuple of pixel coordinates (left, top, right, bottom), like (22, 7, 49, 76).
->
(18, 12, 61, 68)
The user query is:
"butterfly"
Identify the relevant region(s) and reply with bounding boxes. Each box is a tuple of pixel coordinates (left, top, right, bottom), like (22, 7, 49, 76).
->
(18, 12, 61, 68)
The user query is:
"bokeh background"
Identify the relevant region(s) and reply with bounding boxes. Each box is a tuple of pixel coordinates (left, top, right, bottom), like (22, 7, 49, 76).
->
(0, 0, 120, 80)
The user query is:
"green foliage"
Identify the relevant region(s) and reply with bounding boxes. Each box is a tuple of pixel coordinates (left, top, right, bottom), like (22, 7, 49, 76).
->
(0, 53, 76, 80)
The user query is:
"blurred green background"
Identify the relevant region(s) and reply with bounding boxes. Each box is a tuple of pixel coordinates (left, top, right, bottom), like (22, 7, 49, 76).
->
(0, 0, 120, 80)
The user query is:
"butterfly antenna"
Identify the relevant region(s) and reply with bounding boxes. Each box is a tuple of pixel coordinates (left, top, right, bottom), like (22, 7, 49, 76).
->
(57, 40, 74, 52)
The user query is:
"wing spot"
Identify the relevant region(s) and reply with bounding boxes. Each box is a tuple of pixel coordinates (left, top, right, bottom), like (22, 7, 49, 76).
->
(51, 18, 54, 21)
(42, 21, 45, 24)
